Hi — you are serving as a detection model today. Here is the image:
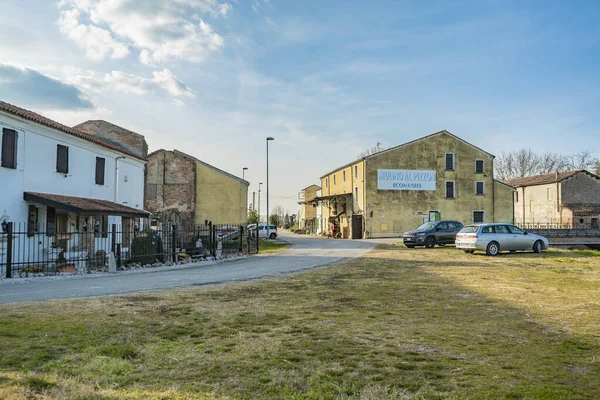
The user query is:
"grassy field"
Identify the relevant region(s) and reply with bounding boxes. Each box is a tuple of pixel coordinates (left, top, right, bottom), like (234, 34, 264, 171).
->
(257, 240, 291, 254)
(0, 244, 599, 399)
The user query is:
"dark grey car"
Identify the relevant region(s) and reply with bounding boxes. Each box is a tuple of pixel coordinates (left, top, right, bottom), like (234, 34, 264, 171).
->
(402, 220, 464, 248)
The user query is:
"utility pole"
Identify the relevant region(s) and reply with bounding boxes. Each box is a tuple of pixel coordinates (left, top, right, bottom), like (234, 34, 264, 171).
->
(252, 191, 256, 211)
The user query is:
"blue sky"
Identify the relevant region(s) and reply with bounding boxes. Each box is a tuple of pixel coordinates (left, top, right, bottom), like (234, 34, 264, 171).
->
(1, 0, 599, 214)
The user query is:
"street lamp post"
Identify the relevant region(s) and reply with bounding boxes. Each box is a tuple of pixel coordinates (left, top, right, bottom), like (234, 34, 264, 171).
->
(266, 137, 275, 240)
(258, 182, 263, 222)
(242, 167, 248, 180)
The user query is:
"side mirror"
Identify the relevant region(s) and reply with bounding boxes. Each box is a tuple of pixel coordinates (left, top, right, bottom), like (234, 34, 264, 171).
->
(523, 231, 528, 235)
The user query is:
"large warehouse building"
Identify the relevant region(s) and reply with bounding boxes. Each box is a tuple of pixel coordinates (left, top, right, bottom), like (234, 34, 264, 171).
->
(311, 130, 514, 239)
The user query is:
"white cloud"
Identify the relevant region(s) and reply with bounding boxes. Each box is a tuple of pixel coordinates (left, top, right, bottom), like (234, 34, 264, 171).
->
(57, 0, 228, 64)
(71, 68, 195, 98)
(58, 8, 129, 60)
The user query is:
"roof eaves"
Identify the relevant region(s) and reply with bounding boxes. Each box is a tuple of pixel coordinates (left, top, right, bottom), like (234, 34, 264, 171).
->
(0, 101, 146, 161)
(173, 149, 250, 186)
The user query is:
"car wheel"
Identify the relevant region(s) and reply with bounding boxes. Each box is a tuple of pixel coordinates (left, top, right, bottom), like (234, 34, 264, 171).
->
(463, 250, 474, 254)
(269, 233, 277, 240)
(405, 245, 415, 249)
(533, 240, 543, 253)
(486, 241, 500, 256)
(424, 237, 436, 248)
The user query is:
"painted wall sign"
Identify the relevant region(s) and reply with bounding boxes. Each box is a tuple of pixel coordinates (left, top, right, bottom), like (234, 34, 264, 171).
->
(377, 169, 436, 191)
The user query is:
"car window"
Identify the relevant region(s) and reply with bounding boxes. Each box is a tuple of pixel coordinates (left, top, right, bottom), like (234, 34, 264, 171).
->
(494, 225, 510, 234)
(508, 225, 525, 234)
(258, 226, 264, 230)
(417, 223, 436, 231)
(482, 226, 493, 234)
(460, 226, 478, 233)
(437, 222, 448, 230)
(448, 222, 461, 230)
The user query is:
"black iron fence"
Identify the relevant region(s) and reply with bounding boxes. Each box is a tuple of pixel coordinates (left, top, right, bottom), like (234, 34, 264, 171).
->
(517, 222, 600, 238)
(0, 221, 260, 278)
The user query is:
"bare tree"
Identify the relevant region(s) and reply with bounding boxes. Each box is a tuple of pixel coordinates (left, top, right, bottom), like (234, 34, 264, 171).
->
(594, 159, 600, 176)
(495, 149, 597, 180)
(270, 205, 287, 227)
(358, 142, 384, 158)
(564, 150, 595, 170)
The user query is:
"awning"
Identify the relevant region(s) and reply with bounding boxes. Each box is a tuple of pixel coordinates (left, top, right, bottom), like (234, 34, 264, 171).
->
(24, 192, 151, 217)
(305, 193, 352, 206)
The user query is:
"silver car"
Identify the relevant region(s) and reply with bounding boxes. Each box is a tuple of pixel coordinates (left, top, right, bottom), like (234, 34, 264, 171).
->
(455, 223, 549, 256)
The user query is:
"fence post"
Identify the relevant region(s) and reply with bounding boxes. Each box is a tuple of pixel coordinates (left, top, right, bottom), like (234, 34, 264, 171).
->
(111, 223, 117, 256)
(256, 227, 259, 254)
(239, 225, 243, 253)
(116, 243, 121, 268)
(5, 222, 12, 279)
(172, 225, 177, 263)
(211, 224, 217, 258)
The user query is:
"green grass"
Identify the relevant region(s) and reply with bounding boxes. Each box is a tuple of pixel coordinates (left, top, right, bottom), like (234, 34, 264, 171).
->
(257, 240, 291, 254)
(0, 245, 599, 399)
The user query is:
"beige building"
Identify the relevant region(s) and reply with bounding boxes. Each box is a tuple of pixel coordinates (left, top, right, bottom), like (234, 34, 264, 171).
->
(504, 170, 600, 228)
(145, 149, 249, 226)
(298, 184, 321, 233)
(314, 130, 514, 238)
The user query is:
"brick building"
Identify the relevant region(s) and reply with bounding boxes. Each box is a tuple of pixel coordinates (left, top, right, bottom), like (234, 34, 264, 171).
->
(504, 169, 600, 227)
(145, 149, 249, 227)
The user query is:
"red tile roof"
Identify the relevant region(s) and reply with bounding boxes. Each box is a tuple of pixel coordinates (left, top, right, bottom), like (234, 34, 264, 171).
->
(0, 101, 145, 161)
(502, 170, 586, 188)
(24, 192, 150, 217)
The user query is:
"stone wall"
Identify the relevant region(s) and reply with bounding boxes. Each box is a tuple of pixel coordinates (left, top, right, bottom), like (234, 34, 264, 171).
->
(75, 120, 148, 159)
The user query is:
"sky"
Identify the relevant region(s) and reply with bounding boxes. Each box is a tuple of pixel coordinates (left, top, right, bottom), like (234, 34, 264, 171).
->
(1, 0, 599, 215)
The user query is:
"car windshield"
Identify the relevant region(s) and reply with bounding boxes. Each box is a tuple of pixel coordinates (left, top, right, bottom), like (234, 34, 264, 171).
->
(460, 226, 479, 233)
(416, 223, 437, 231)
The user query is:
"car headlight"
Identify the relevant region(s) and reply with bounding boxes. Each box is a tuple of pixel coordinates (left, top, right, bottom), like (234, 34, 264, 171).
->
(416, 232, 426, 236)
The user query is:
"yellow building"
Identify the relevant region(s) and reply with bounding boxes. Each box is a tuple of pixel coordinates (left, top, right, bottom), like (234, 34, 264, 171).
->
(316, 130, 514, 238)
(146, 150, 249, 226)
(298, 184, 321, 233)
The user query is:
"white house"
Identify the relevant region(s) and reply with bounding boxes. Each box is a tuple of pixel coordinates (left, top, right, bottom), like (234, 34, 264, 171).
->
(0, 101, 149, 274)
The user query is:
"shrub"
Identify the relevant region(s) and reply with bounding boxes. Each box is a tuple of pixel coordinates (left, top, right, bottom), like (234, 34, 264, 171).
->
(129, 230, 164, 264)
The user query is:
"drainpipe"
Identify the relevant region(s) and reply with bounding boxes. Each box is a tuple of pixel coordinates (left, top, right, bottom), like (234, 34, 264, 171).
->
(115, 156, 126, 203)
(522, 187, 526, 225)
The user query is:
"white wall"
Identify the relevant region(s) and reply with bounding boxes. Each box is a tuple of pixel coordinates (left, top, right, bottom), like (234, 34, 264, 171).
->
(0, 111, 146, 223)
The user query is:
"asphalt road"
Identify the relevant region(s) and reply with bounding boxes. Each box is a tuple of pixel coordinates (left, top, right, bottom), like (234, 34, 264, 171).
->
(0, 232, 389, 304)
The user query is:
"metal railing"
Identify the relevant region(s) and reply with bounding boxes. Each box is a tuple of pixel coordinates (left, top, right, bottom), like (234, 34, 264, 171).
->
(516, 222, 600, 238)
(0, 221, 259, 278)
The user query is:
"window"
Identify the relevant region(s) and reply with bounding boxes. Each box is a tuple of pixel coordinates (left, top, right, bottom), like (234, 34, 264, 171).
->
(343, 170, 346, 182)
(354, 165, 358, 178)
(437, 222, 448, 230)
(475, 160, 484, 174)
(547, 188, 552, 201)
(56, 144, 69, 174)
(475, 181, 485, 195)
(508, 225, 525, 234)
(1, 128, 18, 169)
(445, 153, 455, 171)
(95, 157, 105, 185)
(530, 200, 534, 213)
(94, 215, 109, 238)
(473, 211, 485, 224)
(494, 225, 510, 234)
(46, 207, 56, 237)
(354, 187, 358, 202)
(325, 178, 328, 188)
(515, 191, 519, 202)
(27, 205, 38, 237)
(445, 181, 455, 198)
(333, 175, 336, 185)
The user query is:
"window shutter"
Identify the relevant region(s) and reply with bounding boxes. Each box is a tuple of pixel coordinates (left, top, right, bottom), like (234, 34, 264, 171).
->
(57, 145, 69, 173)
(95, 157, 105, 185)
(1, 128, 18, 169)
(475, 160, 484, 174)
(46, 207, 56, 236)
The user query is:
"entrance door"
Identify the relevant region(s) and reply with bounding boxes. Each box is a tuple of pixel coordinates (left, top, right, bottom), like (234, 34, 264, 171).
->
(351, 215, 363, 239)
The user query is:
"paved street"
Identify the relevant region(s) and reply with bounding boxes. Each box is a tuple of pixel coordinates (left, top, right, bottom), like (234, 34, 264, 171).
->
(0, 232, 394, 304)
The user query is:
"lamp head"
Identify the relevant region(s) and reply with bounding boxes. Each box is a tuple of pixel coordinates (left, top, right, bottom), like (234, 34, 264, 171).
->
(243, 167, 248, 171)
(266, 137, 275, 141)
